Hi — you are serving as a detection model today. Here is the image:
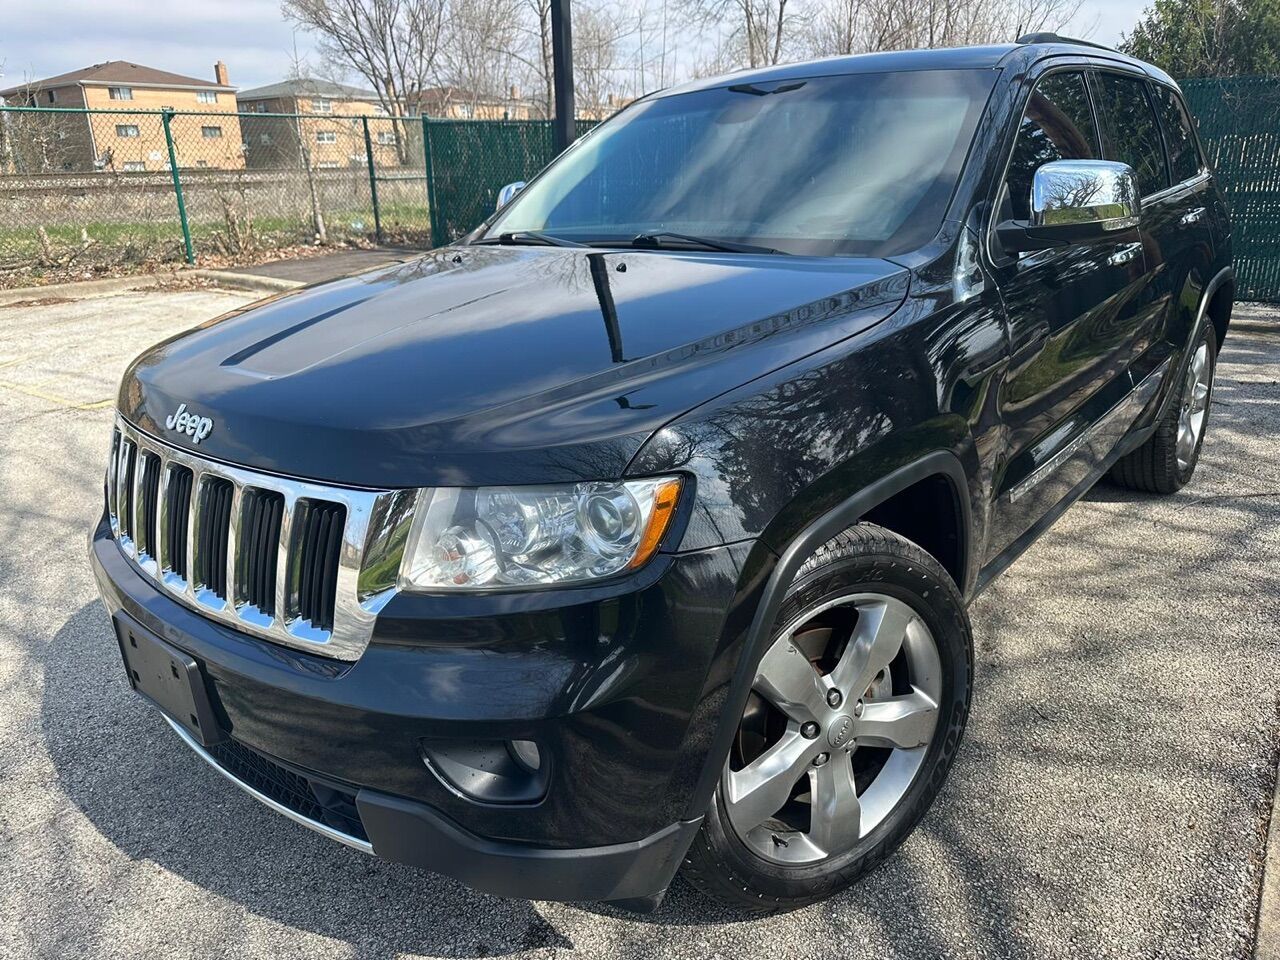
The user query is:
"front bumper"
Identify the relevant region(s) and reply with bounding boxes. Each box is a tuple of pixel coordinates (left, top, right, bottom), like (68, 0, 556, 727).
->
(90, 511, 753, 902)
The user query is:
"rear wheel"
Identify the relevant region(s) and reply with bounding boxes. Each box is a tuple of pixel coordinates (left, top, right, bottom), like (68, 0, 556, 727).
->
(681, 524, 972, 913)
(1109, 325, 1216, 494)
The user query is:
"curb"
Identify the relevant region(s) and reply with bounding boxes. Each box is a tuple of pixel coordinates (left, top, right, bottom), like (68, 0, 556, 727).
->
(1257, 753, 1280, 960)
(0, 271, 180, 307)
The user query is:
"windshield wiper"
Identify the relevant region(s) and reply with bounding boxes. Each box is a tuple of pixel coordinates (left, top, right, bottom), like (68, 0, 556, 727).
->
(623, 231, 787, 255)
(474, 231, 586, 248)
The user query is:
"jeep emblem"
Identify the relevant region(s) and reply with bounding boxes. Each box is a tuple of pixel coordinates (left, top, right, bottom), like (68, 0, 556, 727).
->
(164, 403, 214, 444)
(827, 715, 854, 749)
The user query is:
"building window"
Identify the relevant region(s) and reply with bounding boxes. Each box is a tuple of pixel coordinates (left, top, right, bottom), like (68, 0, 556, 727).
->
(196, 160, 209, 168)
(316, 160, 339, 169)
(108, 87, 133, 100)
(197, 91, 218, 104)
(456, 103, 474, 118)
(312, 98, 332, 114)
(377, 131, 396, 145)
(254, 102, 268, 113)
(47, 90, 58, 104)
(122, 161, 146, 172)
(116, 124, 140, 138)
(201, 125, 223, 139)
(259, 133, 271, 144)
(316, 130, 337, 144)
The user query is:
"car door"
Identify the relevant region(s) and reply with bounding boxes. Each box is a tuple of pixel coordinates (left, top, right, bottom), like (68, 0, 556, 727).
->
(984, 67, 1151, 564)
(1132, 80, 1217, 382)
(1090, 69, 1196, 388)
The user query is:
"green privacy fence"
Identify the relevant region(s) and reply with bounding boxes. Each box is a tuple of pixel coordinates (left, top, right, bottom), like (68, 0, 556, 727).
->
(1182, 77, 1280, 301)
(423, 118, 598, 246)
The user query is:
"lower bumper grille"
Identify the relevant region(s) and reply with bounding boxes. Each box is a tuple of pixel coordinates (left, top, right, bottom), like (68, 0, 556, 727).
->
(207, 738, 368, 842)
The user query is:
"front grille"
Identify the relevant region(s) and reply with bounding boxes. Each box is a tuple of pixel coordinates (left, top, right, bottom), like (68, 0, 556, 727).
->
(237, 490, 284, 615)
(165, 465, 194, 580)
(195, 477, 233, 599)
(106, 416, 413, 661)
(207, 738, 368, 842)
(294, 500, 346, 631)
(139, 452, 162, 558)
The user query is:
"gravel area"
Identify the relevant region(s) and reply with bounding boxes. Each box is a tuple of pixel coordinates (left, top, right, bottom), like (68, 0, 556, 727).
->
(0, 289, 1276, 959)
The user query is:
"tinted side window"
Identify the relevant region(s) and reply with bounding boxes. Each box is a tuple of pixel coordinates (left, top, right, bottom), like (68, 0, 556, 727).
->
(1151, 85, 1203, 183)
(1005, 72, 1100, 220)
(1094, 72, 1170, 196)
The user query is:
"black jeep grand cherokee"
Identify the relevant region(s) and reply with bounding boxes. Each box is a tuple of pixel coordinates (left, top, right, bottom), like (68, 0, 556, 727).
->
(90, 36, 1234, 913)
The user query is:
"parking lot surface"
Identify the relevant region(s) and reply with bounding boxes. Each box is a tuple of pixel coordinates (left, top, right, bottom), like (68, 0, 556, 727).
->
(1, 287, 1276, 960)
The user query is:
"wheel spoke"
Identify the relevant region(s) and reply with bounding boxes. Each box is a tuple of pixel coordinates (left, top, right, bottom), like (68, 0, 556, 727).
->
(856, 686, 939, 749)
(724, 730, 813, 833)
(830, 598, 916, 698)
(755, 638, 827, 722)
(808, 756, 862, 855)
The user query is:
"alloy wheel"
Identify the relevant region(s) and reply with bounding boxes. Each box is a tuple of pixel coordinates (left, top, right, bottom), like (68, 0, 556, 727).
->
(1176, 340, 1212, 471)
(724, 592, 942, 864)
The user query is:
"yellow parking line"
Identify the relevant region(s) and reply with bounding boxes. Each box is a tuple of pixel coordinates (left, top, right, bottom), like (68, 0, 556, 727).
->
(0, 378, 113, 411)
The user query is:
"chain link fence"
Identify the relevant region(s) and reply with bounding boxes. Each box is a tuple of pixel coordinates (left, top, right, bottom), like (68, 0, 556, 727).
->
(0, 105, 433, 281)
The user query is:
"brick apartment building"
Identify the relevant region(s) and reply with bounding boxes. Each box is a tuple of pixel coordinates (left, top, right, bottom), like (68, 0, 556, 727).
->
(236, 79, 403, 169)
(0, 60, 241, 173)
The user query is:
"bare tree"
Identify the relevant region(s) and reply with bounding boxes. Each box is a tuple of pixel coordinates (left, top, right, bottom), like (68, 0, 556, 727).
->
(281, 0, 448, 135)
(440, 0, 526, 115)
(697, 0, 796, 68)
(806, 0, 1085, 59)
(573, 3, 630, 116)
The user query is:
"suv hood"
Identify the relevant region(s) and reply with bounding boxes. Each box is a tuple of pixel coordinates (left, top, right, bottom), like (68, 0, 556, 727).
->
(121, 246, 908, 488)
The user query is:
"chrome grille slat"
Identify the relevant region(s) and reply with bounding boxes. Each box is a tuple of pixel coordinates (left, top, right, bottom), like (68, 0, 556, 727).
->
(106, 416, 407, 661)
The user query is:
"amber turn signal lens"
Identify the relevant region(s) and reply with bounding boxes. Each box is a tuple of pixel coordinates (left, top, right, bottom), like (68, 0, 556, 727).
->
(627, 477, 682, 569)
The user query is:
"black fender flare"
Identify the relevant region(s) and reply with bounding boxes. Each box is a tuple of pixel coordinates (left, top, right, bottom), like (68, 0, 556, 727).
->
(680, 449, 972, 822)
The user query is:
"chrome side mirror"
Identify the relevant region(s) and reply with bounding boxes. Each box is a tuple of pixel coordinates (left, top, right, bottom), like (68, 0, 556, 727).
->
(496, 181, 526, 211)
(998, 160, 1141, 254)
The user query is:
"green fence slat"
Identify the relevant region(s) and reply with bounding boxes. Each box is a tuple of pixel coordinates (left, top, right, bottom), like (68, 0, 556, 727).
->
(1182, 77, 1280, 301)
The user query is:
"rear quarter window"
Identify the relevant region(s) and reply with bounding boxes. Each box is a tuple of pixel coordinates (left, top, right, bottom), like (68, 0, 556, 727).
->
(1151, 85, 1203, 183)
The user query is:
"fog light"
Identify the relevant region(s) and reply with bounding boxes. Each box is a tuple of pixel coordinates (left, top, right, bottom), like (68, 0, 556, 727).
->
(509, 739, 542, 773)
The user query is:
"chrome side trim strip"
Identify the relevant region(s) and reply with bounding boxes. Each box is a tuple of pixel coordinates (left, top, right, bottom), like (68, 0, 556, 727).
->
(1008, 359, 1171, 504)
(163, 715, 374, 855)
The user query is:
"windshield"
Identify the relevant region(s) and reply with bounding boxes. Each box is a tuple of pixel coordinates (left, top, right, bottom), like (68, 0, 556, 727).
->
(486, 69, 996, 257)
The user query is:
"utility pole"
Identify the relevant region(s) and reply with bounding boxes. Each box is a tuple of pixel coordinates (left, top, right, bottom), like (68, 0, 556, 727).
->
(550, 0, 576, 154)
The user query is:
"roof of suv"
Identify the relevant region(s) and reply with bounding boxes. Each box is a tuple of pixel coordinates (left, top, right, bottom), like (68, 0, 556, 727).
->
(655, 39, 1173, 99)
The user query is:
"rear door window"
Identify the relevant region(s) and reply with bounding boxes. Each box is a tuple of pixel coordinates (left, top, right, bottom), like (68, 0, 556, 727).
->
(1093, 72, 1171, 196)
(1151, 85, 1203, 183)
(1004, 71, 1101, 220)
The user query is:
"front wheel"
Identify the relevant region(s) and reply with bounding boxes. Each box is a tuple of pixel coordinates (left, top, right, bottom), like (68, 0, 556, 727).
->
(680, 524, 973, 913)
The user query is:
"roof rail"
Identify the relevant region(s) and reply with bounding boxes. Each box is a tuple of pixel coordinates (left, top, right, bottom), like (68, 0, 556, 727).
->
(1015, 32, 1118, 53)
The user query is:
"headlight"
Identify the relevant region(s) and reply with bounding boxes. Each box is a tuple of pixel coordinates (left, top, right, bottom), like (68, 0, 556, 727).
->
(398, 477, 683, 591)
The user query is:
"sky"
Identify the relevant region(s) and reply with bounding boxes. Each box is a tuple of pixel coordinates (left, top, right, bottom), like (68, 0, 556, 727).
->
(0, 0, 1153, 93)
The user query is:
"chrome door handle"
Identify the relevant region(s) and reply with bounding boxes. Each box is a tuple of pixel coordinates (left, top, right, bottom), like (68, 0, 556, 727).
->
(1180, 207, 1206, 226)
(1108, 242, 1143, 266)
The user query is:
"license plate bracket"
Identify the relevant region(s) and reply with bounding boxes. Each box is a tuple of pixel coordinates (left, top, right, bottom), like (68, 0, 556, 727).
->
(115, 612, 224, 747)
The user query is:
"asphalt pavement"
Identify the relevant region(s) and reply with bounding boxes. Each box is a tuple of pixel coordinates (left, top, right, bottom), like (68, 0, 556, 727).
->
(0, 287, 1276, 959)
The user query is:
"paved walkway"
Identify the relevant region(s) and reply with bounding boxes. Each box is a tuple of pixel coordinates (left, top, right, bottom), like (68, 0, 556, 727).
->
(231, 247, 421, 284)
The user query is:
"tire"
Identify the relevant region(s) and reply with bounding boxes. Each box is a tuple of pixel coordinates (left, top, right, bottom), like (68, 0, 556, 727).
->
(680, 523, 973, 914)
(1109, 324, 1217, 494)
